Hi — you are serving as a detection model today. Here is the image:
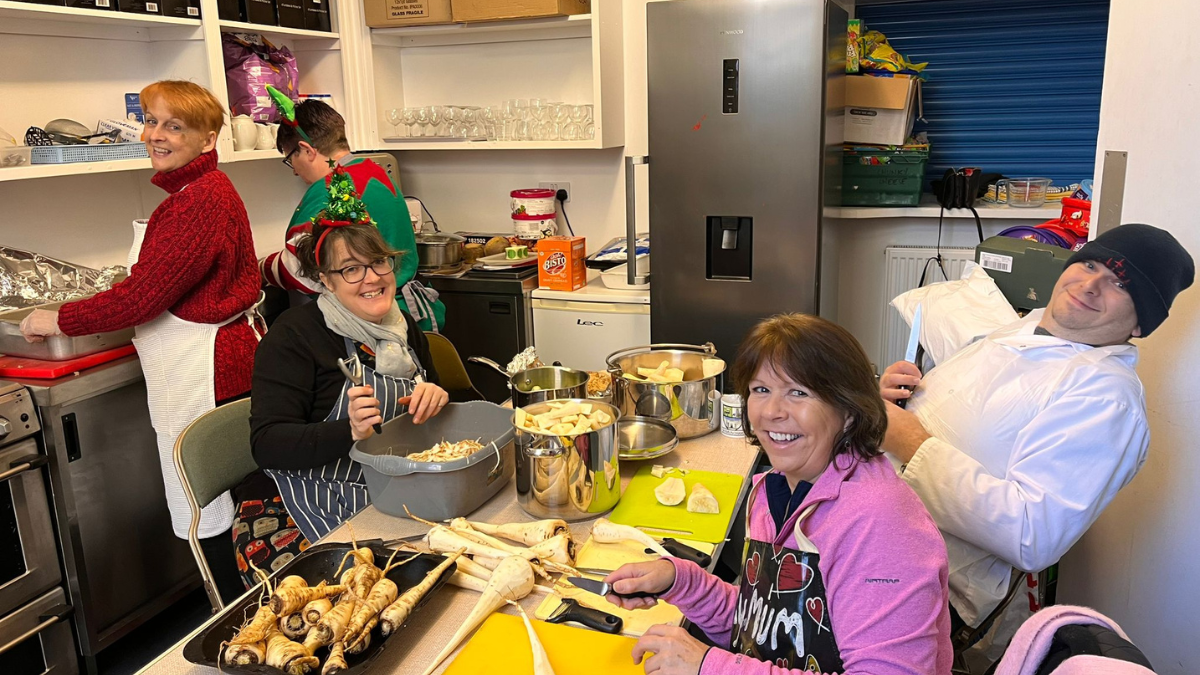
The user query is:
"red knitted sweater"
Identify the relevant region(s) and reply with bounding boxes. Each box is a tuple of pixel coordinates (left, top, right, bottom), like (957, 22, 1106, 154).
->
(58, 151, 261, 401)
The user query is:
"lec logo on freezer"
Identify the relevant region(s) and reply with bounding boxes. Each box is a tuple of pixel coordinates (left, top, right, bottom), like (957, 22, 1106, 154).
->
(577, 319, 605, 327)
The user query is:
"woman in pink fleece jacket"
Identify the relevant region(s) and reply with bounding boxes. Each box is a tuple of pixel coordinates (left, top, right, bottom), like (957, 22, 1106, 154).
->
(605, 314, 952, 675)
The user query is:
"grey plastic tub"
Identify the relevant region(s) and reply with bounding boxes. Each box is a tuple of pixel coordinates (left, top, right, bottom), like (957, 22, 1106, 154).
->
(349, 401, 515, 521)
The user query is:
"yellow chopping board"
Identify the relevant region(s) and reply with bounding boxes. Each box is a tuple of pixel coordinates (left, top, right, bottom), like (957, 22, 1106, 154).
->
(442, 612, 645, 675)
(533, 536, 716, 636)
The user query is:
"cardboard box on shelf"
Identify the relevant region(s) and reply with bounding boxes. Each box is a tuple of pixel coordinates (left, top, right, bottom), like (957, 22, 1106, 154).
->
(160, 0, 200, 18)
(244, 0, 278, 25)
(451, 0, 589, 23)
(844, 75, 920, 146)
(118, 0, 163, 14)
(364, 0, 454, 27)
(537, 236, 586, 291)
(65, 0, 115, 11)
(217, 0, 242, 21)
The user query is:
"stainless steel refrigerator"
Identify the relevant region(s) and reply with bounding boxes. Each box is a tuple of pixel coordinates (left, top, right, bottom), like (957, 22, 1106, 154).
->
(646, 0, 846, 365)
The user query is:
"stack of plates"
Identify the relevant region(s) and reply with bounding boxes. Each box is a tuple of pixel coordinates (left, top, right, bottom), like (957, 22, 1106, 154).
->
(476, 252, 537, 270)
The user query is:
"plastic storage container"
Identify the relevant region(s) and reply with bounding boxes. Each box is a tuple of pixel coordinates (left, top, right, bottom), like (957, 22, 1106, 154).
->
(1001, 178, 1052, 208)
(841, 147, 929, 206)
(349, 401, 515, 521)
(0, 144, 31, 168)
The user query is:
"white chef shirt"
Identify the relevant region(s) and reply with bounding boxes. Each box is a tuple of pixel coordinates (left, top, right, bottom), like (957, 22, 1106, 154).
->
(899, 309, 1149, 627)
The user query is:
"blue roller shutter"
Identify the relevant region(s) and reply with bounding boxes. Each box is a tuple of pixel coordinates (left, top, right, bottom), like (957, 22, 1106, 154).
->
(855, 0, 1108, 189)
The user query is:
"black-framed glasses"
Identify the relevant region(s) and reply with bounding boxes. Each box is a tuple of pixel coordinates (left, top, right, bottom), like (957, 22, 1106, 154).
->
(282, 147, 299, 169)
(330, 257, 396, 284)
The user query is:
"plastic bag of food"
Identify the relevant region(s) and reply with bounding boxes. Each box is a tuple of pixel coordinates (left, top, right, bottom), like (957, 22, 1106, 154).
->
(861, 30, 928, 74)
(222, 33, 299, 123)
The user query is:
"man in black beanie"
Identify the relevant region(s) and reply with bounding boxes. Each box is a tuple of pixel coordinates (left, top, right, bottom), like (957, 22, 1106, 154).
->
(877, 222, 1193, 662)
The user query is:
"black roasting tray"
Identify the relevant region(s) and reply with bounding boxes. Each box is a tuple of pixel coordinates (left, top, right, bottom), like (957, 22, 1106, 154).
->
(183, 541, 455, 674)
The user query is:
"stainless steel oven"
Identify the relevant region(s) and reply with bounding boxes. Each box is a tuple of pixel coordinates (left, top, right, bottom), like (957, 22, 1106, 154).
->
(0, 381, 77, 675)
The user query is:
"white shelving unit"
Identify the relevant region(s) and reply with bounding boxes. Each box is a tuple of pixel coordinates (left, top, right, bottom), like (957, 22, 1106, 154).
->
(827, 198, 1063, 220)
(0, 0, 344, 182)
(359, 6, 624, 151)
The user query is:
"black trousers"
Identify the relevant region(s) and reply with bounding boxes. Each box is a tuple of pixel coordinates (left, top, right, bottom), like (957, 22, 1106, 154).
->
(198, 532, 248, 605)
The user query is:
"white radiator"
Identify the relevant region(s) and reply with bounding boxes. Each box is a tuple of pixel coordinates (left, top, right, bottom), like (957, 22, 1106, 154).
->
(880, 246, 975, 371)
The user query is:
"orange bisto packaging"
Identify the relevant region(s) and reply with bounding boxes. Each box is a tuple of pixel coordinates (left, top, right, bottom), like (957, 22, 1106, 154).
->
(537, 236, 586, 291)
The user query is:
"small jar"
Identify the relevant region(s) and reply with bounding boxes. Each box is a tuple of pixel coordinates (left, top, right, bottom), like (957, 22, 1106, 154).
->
(720, 393, 744, 438)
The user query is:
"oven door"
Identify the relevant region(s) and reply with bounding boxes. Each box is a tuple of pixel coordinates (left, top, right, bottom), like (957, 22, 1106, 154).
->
(0, 586, 77, 675)
(0, 438, 61, 614)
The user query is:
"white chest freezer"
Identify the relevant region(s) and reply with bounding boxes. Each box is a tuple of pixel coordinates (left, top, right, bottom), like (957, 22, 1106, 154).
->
(531, 276, 650, 372)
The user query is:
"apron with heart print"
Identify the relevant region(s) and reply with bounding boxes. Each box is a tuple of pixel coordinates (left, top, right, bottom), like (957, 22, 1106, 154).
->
(730, 476, 844, 673)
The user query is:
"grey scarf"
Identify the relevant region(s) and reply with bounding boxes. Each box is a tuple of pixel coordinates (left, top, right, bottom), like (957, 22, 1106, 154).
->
(317, 292, 418, 380)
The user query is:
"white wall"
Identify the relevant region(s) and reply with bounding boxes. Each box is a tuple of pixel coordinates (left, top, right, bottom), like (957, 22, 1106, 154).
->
(1056, 1, 1200, 671)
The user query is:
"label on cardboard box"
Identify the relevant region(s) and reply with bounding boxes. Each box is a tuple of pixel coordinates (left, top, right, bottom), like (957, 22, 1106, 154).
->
(125, 93, 143, 122)
(389, 0, 428, 18)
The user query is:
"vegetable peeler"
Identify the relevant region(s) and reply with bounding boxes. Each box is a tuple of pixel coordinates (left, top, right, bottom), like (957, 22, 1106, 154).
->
(546, 598, 623, 634)
(337, 355, 383, 435)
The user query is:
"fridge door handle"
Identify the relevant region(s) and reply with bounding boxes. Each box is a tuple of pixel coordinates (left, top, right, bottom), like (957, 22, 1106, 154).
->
(625, 155, 650, 287)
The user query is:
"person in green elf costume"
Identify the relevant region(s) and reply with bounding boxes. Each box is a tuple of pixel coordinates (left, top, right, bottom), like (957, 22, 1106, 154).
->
(260, 89, 445, 332)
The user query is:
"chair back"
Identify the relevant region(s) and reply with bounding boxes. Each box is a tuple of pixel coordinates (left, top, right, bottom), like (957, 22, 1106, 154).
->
(173, 397, 256, 612)
(424, 331, 483, 399)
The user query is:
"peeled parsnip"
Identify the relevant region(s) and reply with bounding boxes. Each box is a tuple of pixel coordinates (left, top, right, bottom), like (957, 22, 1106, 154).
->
(418, 556, 536, 675)
(427, 526, 513, 560)
(526, 534, 577, 566)
(590, 518, 672, 558)
(449, 517, 570, 547)
(448, 571, 488, 592)
(453, 554, 496, 581)
(471, 554, 504, 571)
(508, 600, 558, 675)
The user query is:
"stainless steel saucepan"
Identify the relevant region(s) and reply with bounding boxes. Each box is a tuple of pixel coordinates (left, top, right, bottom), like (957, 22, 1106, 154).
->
(606, 343, 726, 439)
(468, 356, 589, 408)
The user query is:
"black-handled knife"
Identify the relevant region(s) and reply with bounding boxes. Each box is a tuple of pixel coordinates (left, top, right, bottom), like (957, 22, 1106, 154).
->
(566, 576, 657, 599)
(545, 598, 623, 634)
(650, 539, 713, 568)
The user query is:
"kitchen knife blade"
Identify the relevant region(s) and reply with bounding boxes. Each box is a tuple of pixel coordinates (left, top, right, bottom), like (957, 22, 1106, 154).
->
(897, 303, 923, 410)
(566, 576, 657, 599)
(545, 598, 623, 634)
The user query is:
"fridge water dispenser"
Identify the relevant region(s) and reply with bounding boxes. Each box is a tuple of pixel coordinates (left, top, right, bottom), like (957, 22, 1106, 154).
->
(706, 216, 752, 280)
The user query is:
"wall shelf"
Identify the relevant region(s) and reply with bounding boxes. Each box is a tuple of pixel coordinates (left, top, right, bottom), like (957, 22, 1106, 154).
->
(0, 0, 202, 40)
(827, 199, 1063, 220)
(218, 19, 339, 43)
(0, 158, 152, 183)
(377, 138, 603, 151)
(223, 148, 283, 162)
(371, 13, 590, 48)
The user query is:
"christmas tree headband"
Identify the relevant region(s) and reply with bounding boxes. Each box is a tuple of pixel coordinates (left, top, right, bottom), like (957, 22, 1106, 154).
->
(266, 84, 311, 144)
(313, 164, 377, 267)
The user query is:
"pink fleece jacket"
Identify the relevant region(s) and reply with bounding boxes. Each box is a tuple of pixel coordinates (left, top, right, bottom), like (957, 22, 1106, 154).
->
(660, 454, 953, 675)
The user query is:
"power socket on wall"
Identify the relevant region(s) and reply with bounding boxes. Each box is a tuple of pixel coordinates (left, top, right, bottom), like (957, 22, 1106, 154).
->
(538, 181, 571, 203)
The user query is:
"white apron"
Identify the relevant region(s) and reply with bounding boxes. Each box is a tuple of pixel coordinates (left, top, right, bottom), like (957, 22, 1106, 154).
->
(128, 217, 262, 539)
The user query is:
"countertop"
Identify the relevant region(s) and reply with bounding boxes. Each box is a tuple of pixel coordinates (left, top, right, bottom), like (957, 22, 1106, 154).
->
(532, 273, 650, 305)
(136, 431, 761, 675)
(2, 354, 144, 407)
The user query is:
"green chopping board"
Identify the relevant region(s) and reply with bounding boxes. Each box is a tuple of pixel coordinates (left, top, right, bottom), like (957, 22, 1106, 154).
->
(608, 465, 744, 544)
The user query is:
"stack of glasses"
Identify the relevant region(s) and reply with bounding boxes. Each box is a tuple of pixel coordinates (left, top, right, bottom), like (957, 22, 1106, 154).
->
(385, 99, 595, 142)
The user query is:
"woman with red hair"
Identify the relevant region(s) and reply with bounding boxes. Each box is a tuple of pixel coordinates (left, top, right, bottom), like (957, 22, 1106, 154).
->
(21, 80, 260, 603)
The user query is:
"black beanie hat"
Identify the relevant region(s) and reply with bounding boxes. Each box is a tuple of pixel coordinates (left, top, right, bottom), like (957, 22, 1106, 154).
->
(1065, 223, 1194, 337)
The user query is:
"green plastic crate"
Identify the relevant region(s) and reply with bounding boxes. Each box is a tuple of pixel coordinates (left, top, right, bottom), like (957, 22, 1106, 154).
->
(841, 148, 929, 206)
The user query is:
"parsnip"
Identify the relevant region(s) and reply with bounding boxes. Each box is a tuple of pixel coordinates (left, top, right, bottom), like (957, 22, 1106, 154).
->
(379, 550, 462, 636)
(452, 554, 496, 580)
(345, 630, 370, 655)
(526, 534, 577, 566)
(655, 477, 686, 506)
(313, 596, 357, 646)
(223, 642, 264, 665)
(508, 600, 558, 675)
(321, 642, 348, 675)
(270, 581, 345, 616)
(590, 518, 672, 558)
(264, 627, 320, 675)
(449, 570, 489, 592)
(280, 611, 308, 639)
(303, 597, 333, 627)
(343, 577, 399, 649)
(687, 482, 720, 514)
(228, 604, 280, 645)
(418, 556, 536, 675)
(449, 518, 570, 547)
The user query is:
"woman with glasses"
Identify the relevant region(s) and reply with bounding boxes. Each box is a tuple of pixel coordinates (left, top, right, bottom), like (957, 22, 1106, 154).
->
(237, 208, 448, 583)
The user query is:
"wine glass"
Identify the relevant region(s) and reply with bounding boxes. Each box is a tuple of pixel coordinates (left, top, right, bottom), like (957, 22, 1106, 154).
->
(414, 107, 431, 137)
(401, 107, 418, 137)
(429, 105, 445, 137)
(386, 108, 403, 137)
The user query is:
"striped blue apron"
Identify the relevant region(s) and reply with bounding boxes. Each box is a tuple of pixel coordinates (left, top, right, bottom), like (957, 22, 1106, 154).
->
(267, 337, 419, 543)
